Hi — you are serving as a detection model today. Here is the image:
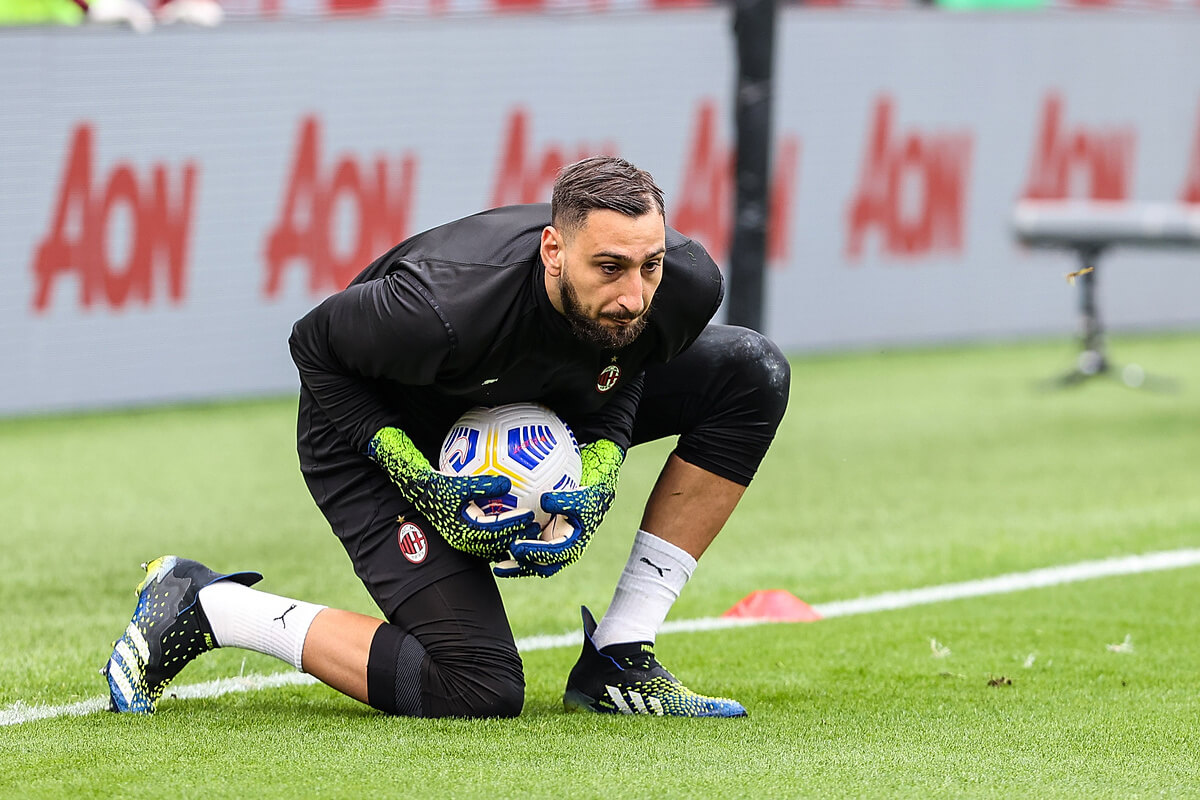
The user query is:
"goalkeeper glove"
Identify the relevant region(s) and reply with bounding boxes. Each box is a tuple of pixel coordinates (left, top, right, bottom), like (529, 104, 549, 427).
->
(367, 427, 539, 561)
(493, 439, 624, 579)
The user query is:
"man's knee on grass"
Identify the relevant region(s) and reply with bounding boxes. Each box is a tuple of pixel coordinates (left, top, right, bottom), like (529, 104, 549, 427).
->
(366, 623, 524, 718)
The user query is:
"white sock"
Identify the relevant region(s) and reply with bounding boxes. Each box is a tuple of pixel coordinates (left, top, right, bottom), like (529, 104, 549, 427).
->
(197, 582, 326, 671)
(591, 529, 696, 651)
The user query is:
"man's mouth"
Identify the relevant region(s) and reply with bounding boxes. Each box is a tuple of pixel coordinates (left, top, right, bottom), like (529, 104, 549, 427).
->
(602, 313, 639, 326)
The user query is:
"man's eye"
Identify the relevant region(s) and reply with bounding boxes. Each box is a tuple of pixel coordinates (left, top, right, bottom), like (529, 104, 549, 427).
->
(643, 261, 662, 273)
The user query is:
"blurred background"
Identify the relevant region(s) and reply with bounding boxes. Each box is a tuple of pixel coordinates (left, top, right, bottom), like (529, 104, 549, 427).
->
(1, 0, 1199, 416)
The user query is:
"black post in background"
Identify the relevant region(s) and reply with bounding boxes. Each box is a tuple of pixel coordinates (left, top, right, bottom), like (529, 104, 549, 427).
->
(727, 0, 777, 332)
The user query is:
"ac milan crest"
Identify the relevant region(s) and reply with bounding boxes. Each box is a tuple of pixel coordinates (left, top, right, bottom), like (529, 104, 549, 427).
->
(397, 522, 428, 564)
(596, 364, 621, 393)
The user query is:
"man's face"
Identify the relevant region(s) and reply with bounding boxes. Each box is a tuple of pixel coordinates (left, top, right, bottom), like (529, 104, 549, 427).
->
(541, 208, 666, 350)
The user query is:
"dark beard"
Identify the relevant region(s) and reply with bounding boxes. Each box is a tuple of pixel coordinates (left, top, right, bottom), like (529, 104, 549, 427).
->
(559, 273, 649, 350)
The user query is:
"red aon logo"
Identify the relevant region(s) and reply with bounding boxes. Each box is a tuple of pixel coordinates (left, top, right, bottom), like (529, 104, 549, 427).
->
(846, 95, 973, 260)
(263, 115, 417, 297)
(32, 123, 197, 312)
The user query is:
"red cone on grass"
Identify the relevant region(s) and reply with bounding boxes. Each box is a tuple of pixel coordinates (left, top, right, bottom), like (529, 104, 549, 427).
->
(722, 589, 822, 622)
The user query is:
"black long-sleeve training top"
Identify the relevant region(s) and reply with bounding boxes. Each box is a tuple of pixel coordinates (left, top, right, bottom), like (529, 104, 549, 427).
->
(289, 203, 724, 458)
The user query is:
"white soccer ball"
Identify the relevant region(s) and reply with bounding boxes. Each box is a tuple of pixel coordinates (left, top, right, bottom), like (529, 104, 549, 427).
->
(438, 403, 582, 536)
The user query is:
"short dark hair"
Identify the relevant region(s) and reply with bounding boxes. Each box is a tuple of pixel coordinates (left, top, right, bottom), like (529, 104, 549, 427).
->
(551, 156, 666, 234)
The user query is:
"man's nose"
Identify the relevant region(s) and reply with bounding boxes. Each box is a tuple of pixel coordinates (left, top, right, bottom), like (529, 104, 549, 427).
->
(616, 272, 645, 316)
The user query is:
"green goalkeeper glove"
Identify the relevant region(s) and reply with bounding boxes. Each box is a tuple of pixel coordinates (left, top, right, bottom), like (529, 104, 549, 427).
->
(493, 439, 624, 579)
(367, 427, 540, 561)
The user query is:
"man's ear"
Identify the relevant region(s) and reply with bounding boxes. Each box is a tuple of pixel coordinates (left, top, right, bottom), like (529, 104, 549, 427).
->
(541, 226, 564, 277)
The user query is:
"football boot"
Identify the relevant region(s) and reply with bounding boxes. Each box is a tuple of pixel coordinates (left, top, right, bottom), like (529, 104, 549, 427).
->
(563, 606, 747, 717)
(102, 555, 262, 713)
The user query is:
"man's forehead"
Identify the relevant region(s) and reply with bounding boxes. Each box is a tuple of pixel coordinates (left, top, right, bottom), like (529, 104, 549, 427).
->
(573, 209, 665, 248)
(576, 207, 664, 227)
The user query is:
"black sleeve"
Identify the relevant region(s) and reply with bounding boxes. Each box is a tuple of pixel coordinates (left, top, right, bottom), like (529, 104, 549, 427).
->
(289, 272, 453, 453)
(568, 373, 644, 454)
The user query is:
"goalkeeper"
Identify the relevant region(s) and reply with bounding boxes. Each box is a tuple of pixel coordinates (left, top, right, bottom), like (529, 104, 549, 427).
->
(103, 156, 790, 719)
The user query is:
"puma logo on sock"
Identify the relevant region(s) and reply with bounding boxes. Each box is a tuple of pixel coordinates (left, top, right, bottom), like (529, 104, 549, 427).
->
(639, 557, 670, 578)
(273, 604, 298, 628)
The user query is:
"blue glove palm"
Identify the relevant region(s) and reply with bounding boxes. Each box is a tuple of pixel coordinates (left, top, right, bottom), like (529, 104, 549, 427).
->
(368, 427, 539, 561)
(493, 439, 624, 579)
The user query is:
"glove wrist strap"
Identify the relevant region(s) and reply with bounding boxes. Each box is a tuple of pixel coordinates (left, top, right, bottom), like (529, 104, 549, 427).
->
(580, 438, 624, 489)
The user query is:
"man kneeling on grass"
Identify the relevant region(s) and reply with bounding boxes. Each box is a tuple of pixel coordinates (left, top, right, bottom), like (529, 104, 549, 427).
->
(103, 156, 789, 719)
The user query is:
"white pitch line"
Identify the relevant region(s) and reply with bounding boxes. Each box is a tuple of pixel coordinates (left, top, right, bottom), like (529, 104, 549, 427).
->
(811, 548, 1200, 620)
(511, 548, 1200, 651)
(5, 548, 1199, 727)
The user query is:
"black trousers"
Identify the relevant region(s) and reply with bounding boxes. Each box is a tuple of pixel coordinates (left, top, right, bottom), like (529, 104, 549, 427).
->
(297, 324, 790, 717)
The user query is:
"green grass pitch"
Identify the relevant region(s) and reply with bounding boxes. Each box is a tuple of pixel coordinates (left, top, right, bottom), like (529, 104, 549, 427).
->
(1, 333, 1198, 798)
